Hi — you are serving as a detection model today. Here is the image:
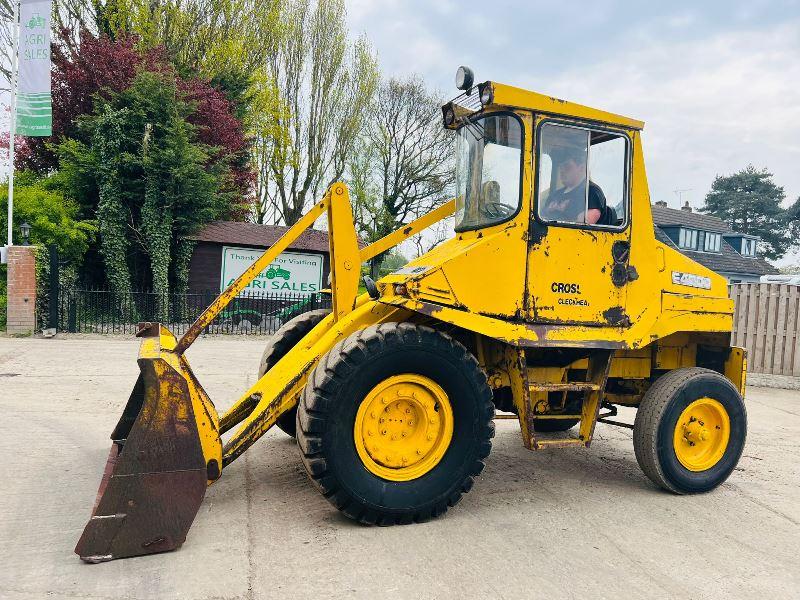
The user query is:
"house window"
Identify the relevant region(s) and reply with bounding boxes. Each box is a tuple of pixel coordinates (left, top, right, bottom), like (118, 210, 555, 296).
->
(704, 232, 721, 252)
(678, 228, 698, 250)
(741, 238, 757, 256)
(678, 228, 721, 252)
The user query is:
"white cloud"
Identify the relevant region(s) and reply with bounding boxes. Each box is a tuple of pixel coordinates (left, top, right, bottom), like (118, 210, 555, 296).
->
(538, 20, 800, 214)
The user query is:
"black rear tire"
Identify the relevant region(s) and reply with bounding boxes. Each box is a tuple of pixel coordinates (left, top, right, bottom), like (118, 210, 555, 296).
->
(258, 309, 331, 437)
(296, 322, 495, 525)
(633, 367, 746, 494)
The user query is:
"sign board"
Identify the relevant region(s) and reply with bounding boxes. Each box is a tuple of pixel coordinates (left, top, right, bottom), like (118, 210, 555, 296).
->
(221, 246, 324, 296)
(17, 0, 52, 136)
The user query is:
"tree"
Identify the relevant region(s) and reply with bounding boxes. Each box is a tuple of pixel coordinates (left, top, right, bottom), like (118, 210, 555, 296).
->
(348, 75, 454, 274)
(102, 0, 282, 80)
(258, 0, 379, 225)
(700, 165, 789, 260)
(17, 33, 252, 207)
(787, 195, 800, 250)
(0, 172, 96, 262)
(58, 70, 234, 318)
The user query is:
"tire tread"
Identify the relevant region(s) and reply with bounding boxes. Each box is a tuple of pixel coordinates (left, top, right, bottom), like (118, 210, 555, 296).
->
(296, 322, 494, 525)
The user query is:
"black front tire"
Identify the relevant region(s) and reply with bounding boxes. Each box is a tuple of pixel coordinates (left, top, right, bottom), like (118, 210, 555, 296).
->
(258, 309, 331, 437)
(296, 322, 495, 525)
(633, 367, 747, 494)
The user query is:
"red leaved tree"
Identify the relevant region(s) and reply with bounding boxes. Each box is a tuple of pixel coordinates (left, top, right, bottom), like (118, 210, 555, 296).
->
(16, 30, 253, 213)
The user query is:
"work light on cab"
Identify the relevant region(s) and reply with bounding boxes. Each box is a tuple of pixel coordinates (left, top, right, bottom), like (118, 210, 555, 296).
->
(479, 82, 493, 105)
(455, 65, 474, 90)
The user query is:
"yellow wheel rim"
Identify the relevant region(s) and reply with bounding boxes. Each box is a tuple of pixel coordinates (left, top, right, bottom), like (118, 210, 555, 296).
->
(354, 374, 454, 482)
(673, 398, 730, 472)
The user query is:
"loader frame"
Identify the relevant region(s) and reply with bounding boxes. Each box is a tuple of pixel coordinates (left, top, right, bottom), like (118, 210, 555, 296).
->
(77, 79, 749, 562)
(173, 183, 458, 469)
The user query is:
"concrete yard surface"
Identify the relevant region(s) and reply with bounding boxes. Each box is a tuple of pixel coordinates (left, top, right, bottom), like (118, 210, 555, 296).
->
(0, 335, 798, 600)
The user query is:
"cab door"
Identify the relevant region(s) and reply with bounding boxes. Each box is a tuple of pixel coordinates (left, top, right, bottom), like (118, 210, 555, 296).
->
(525, 117, 634, 327)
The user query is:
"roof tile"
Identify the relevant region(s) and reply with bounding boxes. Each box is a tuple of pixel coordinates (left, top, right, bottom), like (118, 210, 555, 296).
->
(188, 221, 331, 253)
(651, 205, 732, 234)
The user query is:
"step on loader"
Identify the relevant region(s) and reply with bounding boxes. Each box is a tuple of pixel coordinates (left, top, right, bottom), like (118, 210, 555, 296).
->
(76, 68, 748, 562)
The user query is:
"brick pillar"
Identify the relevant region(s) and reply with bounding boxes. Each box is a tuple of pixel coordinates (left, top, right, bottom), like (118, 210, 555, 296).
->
(6, 246, 37, 335)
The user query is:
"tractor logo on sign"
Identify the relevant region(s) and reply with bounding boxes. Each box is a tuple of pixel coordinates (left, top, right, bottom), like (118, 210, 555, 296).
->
(26, 13, 46, 29)
(266, 266, 291, 280)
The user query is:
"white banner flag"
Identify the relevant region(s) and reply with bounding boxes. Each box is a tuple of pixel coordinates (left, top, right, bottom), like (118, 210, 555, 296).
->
(16, 0, 52, 136)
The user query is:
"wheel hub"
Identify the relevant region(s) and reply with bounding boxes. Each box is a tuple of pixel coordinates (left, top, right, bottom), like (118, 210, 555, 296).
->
(673, 398, 730, 472)
(354, 374, 453, 481)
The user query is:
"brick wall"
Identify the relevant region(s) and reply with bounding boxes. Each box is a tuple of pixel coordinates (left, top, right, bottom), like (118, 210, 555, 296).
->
(6, 246, 37, 335)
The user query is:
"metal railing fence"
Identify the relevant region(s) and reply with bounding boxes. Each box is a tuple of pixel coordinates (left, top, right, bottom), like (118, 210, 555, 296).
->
(56, 288, 331, 335)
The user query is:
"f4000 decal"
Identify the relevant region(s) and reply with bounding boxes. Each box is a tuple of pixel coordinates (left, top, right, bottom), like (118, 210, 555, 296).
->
(672, 271, 711, 290)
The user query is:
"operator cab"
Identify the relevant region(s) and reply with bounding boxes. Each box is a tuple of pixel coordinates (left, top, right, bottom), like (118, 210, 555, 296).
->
(441, 67, 637, 327)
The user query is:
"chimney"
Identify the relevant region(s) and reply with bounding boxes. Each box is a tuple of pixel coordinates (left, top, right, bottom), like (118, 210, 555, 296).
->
(654, 200, 668, 207)
(681, 201, 692, 212)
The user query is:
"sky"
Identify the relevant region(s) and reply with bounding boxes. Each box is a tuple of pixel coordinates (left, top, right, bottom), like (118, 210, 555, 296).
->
(346, 0, 800, 261)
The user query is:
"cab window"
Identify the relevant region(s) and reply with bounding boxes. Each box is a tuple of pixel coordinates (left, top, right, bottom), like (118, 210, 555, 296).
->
(454, 114, 523, 231)
(537, 122, 628, 227)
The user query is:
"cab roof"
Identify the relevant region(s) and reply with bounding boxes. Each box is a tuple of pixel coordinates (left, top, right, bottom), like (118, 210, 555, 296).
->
(489, 82, 644, 131)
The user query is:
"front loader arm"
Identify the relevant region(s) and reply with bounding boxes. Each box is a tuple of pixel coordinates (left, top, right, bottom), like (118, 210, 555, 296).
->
(216, 194, 457, 462)
(174, 183, 361, 356)
(76, 184, 455, 561)
(221, 300, 410, 465)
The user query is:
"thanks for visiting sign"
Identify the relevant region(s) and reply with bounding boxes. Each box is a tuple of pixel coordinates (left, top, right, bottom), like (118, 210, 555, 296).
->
(221, 246, 324, 296)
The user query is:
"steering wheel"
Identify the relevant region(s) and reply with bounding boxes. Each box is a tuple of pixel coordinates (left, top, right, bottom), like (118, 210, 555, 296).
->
(481, 201, 515, 219)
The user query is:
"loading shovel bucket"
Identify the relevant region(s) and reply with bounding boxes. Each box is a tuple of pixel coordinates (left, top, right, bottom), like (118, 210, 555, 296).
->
(75, 324, 222, 563)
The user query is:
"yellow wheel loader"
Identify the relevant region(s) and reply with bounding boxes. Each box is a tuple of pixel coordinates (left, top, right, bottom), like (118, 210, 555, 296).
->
(76, 69, 748, 562)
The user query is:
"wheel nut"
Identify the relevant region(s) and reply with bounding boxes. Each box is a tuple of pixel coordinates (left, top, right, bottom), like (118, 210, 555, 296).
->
(379, 418, 384, 423)
(401, 432, 407, 438)
(416, 449, 422, 455)
(368, 430, 373, 436)
(381, 429, 387, 436)
(391, 434, 397, 441)
(405, 408, 411, 414)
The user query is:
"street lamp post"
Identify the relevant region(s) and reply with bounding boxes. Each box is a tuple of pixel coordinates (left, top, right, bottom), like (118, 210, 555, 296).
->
(19, 221, 31, 246)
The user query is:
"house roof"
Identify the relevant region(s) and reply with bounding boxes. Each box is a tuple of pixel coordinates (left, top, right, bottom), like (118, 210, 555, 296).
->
(188, 221, 331, 253)
(650, 204, 778, 277)
(651, 204, 732, 234)
(652, 224, 778, 277)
